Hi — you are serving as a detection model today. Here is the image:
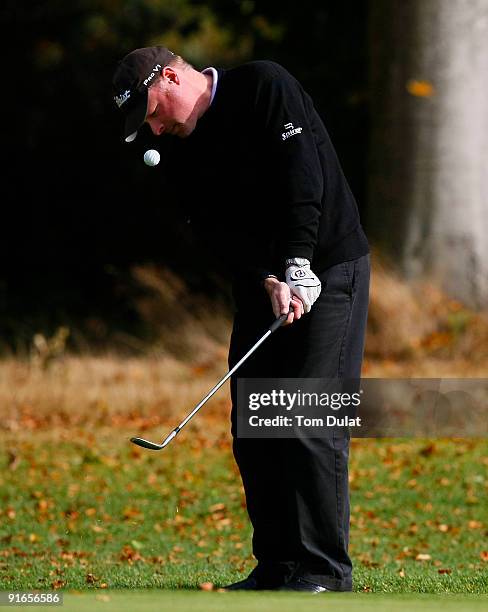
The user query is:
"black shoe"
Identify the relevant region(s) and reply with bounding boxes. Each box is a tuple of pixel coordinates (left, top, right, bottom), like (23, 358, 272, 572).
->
(223, 561, 296, 591)
(222, 576, 261, 590)
(277, 577, 330, 593)
(223, 571, 293, 591)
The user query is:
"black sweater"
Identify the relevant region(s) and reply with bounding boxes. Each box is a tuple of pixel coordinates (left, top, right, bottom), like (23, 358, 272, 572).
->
(169, 60, 369, 286)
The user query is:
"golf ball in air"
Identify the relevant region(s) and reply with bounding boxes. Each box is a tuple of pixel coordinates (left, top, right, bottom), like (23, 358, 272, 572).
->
(144, 149, 160, 167)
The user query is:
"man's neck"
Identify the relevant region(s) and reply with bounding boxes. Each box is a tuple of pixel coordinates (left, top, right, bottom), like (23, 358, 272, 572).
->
(198, 71, 213, 118)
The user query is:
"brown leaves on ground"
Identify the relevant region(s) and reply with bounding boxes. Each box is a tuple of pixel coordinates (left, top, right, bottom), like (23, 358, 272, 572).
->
(51, 579, 65, 589)
(119, 545, 144, 564)
(122, 507, 143, 521)
(0, 355, 231, 433)
(1, 256, 487, 436)
(208, 503, 232, 531)
(86, 573, 98, 584)
(199, 582, 214, 591)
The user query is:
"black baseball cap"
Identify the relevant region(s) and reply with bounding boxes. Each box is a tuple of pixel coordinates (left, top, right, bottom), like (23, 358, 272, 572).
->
(112, 46, 175, 141)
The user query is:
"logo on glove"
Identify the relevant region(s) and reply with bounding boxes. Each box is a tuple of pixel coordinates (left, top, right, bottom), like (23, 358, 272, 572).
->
(292, 269, 307, 279)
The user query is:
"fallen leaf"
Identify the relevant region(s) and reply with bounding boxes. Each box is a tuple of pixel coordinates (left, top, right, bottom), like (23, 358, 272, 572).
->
(51, 579, 65, 590)
(199, 582, 214, 591)
(120, 546, 143, 563)
(416, 553, 431, 561)
(209, 503, 226, 512)
(7, 451, 21, 471)
(86, 573, 99, 584)
(419, 443, 436, 456)
(468, 521, 482, 529)
(123, 507, 142, 520)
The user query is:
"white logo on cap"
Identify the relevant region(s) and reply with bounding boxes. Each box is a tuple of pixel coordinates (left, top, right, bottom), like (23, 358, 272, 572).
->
(143, 64, 162, 86)
(115, 90, 131, 108)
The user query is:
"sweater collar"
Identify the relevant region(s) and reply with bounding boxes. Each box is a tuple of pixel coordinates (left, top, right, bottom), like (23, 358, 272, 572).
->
(201, 67, 219, 105)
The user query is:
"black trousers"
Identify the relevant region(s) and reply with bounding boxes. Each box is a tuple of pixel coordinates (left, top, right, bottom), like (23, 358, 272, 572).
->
(228, 254, 370, 591)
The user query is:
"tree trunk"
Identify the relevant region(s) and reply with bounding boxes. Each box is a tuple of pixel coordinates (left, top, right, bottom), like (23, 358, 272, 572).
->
(368, 0, 488, 307)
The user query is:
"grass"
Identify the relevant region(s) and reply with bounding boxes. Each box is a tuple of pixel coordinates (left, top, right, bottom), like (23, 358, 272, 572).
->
(0, 428, 486, 594)
(1, 255, 487, 606)
(38, 591, 488, 612)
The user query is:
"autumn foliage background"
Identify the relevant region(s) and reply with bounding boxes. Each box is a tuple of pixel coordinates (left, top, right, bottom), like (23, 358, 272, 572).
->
(1, 251, 487, 593)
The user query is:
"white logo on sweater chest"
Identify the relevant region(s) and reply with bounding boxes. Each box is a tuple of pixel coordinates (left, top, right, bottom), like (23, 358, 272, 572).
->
(282, 122, 302, 141)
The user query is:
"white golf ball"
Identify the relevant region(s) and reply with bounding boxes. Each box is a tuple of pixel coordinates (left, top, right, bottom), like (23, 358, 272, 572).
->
(143, 149, 160, 167)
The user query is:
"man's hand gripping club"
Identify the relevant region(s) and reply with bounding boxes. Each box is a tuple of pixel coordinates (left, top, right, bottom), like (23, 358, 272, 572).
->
(285, 257, 321, 314)
(263, 258, 321, 326)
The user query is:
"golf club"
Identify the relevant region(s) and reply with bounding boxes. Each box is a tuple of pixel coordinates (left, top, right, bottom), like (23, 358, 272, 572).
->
(130, 308, 292, 450)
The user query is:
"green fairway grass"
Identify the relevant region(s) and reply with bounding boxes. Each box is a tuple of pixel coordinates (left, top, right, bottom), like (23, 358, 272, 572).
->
(52, 591, 488, 612)
(0, 428, 487, 594)
(8, 591, 488, 612)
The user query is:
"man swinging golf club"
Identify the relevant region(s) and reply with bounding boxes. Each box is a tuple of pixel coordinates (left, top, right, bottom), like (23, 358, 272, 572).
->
(112, 46, 370, 593)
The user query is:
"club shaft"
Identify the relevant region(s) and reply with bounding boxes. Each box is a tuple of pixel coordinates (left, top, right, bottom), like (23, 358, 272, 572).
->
(131, 309, 290, 450)
(177, 329, 273, 430)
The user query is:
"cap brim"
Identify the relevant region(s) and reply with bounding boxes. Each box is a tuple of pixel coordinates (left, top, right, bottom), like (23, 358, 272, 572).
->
(123, 89, 148, 138)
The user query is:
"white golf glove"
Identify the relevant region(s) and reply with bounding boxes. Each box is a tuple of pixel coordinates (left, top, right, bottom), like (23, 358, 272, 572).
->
(285, 257, 321, 313)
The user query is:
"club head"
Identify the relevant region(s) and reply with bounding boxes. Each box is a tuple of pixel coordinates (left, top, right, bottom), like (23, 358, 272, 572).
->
(130, 437, 163, 451)
(130, 430, 178, 451)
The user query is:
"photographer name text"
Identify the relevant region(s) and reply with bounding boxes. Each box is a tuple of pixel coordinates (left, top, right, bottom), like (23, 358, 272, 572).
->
(248, 415, 362, 428)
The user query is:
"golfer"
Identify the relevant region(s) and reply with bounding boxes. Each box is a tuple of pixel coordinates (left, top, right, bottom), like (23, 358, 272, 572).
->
(112, 47, 370, 593)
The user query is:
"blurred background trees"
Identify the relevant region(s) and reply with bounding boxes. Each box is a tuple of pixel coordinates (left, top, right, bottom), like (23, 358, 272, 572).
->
(368, 0, 488, 307)
(6, 0, 487, 353)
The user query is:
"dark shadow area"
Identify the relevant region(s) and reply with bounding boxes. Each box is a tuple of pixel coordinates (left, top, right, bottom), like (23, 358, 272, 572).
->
(6, 1, 369, 353)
